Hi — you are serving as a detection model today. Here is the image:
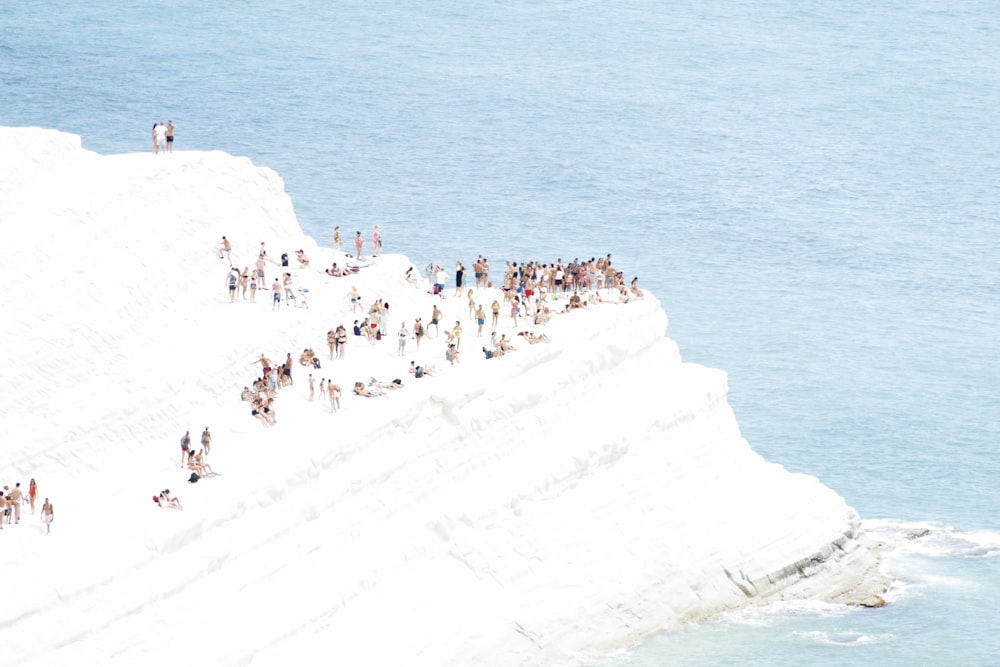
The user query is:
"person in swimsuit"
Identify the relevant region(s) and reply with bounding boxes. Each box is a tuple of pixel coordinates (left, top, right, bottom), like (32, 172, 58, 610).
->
(349, 285, 361, 313)
(166, 121, 175, 152)
(454, 261, 465, 296)
(355, 231, 363, 259)
(157, 490, 183, 510)
(41, 498, 54, 534)
(336, 325, 348, 360)
(333, 226, 342, 249)
(227, 269, 238, 302)
(195, 450, 215, 475)
(630, 276, 644, 298)
(430, 305, 442, 337)
(180, 430, 191, 467)
(28, 478, 37, 514)
(372, 224, 381, 257)
(9, 483, 22, 524)
(251, 400, 271, 427)
(475, 304, 486, 337)
(217, 236, 232, 261)
(200, 427, 212, 457)
(398, 322, 409, 356)
(188, 451, 210, 477)
(413, 317, 424, 351)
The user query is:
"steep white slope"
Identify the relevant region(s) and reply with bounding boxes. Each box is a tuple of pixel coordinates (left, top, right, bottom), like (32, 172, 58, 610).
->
(0, 128, 884, 666)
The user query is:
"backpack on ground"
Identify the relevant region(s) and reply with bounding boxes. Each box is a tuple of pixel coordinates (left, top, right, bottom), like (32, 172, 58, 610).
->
(188, 472, 200, 484)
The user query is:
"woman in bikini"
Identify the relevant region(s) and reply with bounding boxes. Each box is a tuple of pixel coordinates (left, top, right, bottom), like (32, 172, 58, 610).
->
(188, 451, 210, 477)
(195, 450, 216, 476)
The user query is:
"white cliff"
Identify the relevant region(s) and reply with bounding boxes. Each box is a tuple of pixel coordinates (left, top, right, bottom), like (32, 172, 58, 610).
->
(0, 127, 885, 666)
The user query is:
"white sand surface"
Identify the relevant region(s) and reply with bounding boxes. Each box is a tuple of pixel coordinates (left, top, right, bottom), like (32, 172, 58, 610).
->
(0, 127, 885, 666)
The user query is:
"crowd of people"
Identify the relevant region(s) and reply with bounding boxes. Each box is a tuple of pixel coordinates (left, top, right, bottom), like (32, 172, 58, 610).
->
(180, 232, 646, 517)
(0, 479, 53, 535)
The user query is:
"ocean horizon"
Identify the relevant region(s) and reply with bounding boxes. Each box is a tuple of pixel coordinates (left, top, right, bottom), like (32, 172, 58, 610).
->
(2, 1, 997, 664)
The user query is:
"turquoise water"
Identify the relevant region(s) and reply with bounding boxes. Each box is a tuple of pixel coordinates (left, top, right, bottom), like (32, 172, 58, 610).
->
(3, 1, 998, 663)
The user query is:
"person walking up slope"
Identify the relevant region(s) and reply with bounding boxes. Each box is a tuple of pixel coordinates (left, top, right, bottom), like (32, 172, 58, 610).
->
(42, 498, 54, 535)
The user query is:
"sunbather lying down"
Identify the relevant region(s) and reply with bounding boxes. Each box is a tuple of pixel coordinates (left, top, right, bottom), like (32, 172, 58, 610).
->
(353, 381, 387, 397)
(370, 377, 403, 390)
(517, 331, 550, 344)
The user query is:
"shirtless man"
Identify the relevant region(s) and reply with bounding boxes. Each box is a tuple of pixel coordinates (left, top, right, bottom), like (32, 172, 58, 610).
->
(9, 483, 24, 524)
(255, 254, 266, 282)
(475, 304, 486, 337)
(429, 305, 442, 337)
(328, 382, 341, 411)
(272, 278, 282, 310)
(218, 236, 232, 261)
(165, 121, 176, 152)
(281, 353, 294, 388)
(41, 498, 54, 534)
(348, 285, 361, 313)
(256, 353, 272, 376)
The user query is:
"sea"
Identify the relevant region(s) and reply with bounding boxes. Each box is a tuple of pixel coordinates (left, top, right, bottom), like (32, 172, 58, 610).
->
(2, 1, 997, 664)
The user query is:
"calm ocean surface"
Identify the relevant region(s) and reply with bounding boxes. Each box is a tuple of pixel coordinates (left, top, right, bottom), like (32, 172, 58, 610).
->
(3, 1, 997, 663)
